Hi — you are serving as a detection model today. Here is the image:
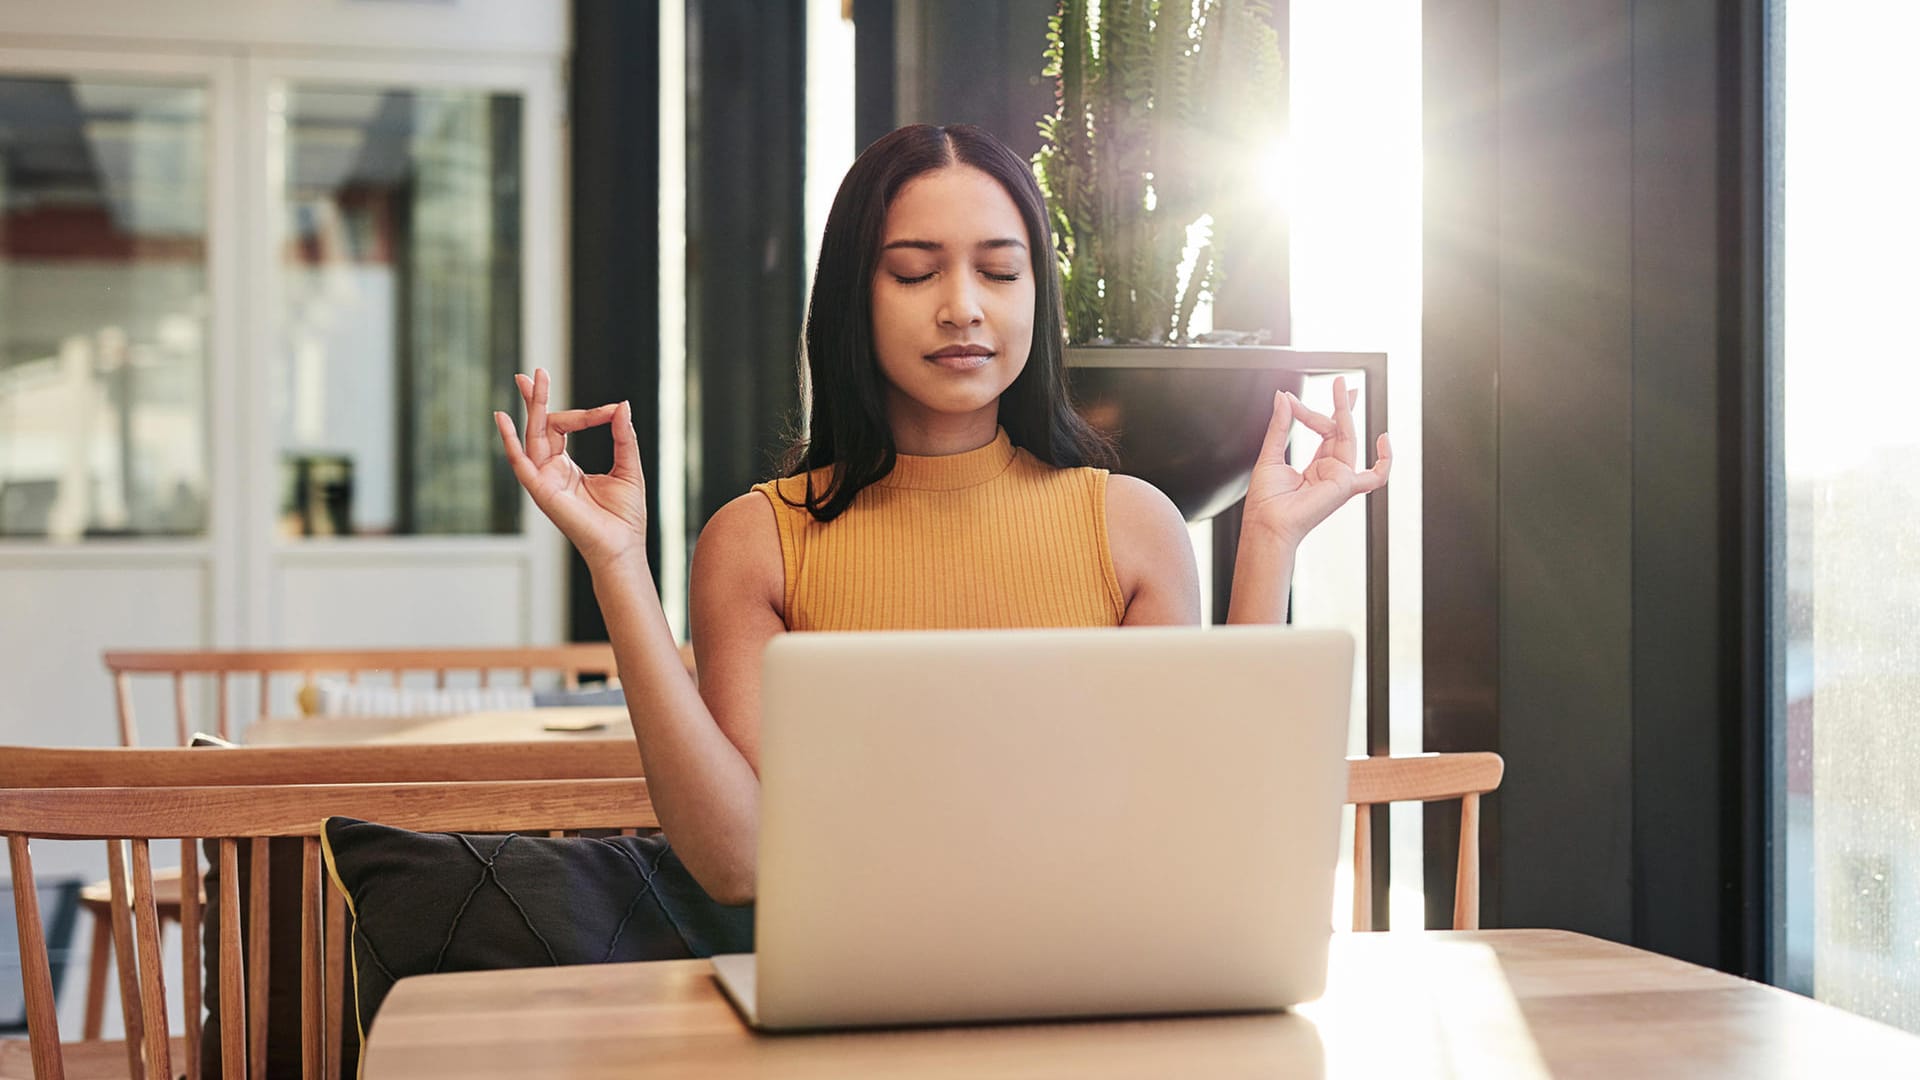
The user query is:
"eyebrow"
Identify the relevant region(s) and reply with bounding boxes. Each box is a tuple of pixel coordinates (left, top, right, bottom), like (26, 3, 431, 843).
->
(881, 238, 1028, 252)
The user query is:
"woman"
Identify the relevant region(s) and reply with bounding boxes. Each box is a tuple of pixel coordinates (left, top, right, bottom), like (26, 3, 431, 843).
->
(495, 124, 1389, 906)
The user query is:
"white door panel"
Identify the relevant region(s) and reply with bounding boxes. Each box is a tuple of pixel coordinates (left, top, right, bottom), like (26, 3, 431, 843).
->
(0, 557, 207, 747)
(274, 552, 529, 649)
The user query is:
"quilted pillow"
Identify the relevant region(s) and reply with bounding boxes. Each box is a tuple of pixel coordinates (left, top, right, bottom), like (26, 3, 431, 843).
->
(319, 818, 753, 1042)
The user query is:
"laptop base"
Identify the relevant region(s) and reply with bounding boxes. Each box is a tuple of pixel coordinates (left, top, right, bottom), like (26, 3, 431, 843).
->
(710, 953, 761, 1028)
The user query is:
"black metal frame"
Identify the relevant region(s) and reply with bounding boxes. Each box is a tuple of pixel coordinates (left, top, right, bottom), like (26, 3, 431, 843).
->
(1722, 0, 1775, 983)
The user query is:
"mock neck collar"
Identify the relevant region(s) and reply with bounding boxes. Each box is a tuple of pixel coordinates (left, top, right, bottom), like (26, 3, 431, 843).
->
(878, 427, 1017, 491)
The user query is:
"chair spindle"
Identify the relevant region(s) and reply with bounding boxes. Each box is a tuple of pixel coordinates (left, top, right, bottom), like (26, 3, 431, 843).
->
(249, 836, 271, 1078)
(182, 837, 204, 1080)
(7, 834, 64, 1080)
(218, 839, 245, 1080)
(1352, 804, 1373, 933)
(129, 839, 174, 1080)
(172, 674, 191, 748)
(302, 837, 324, 1080)
(106, 839, 148, 1080)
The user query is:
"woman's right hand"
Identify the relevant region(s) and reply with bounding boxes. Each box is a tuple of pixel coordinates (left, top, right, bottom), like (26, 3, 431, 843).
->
(494, 367, 648, 571)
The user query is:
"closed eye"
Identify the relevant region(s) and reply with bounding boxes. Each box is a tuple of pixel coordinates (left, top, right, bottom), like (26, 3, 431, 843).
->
(890, 270, 1022, 285)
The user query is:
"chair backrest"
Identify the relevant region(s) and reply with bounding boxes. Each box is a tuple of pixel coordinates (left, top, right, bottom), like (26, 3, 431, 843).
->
(1345, 752, 1505, 932)
(101, 644, 623, 746)
(0, 741, 643, 790)
(1, 774, 655, 1080)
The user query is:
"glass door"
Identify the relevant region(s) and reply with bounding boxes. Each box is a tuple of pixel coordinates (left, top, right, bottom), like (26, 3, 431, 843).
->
(240, 54, 563, 649)
(264, 79, 525, 540)
(0, 45, 244, 752)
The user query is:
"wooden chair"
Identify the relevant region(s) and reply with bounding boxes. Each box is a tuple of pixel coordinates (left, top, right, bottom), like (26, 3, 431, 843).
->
(0, 770, 655, 1080)
(83, 643, 630, 1043)
(1346, 751, 1504, 932)
(4, 740, 645, 1048)
(101, 644, 629, 747)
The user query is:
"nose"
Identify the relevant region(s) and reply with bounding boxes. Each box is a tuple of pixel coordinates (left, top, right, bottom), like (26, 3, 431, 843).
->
(937, 274, 984, 329)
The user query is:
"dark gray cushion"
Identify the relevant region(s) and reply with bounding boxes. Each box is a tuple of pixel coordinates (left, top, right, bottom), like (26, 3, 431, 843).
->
(319, 818, 753, 1038)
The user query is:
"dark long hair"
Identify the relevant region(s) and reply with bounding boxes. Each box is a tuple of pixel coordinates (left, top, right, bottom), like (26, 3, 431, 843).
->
(780, 123, 1114, 521)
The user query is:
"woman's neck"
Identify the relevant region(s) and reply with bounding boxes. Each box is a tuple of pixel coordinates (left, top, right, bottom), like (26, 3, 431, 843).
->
(885, 398, 1002, 456)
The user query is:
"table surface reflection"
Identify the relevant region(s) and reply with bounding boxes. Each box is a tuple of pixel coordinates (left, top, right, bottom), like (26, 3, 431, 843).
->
(361, 929, 1920, 1078)
(241, 706, 632, 747)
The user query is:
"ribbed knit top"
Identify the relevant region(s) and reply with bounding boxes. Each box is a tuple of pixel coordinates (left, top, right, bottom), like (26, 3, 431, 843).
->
(750, 428, 1126, 630)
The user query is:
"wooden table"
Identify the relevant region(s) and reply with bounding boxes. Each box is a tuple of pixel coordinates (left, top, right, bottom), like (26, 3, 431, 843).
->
(361, 929, 1920, 1078)
(241, 706, 632, 747)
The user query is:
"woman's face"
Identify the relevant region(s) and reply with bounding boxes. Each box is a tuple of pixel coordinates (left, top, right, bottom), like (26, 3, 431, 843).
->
(870, 164, 1035, 441)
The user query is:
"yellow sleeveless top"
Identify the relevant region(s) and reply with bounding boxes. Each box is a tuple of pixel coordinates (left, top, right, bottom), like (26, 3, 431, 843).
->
(750, 428, 1125, 630)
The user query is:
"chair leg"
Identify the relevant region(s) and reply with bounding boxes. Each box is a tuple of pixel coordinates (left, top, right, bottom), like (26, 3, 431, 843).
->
(84, 910, 111, 1041)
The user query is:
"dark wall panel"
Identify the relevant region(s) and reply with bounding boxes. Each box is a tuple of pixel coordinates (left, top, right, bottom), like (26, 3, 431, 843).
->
(892, 0, 1056, 159)
(1495, 0, 1636, 940)
(1423, 0, 1765, 970)
(1629, 0, 1727, 968)
(852, 0, 896, 151)
(1421, 0, 1504, 929)
(685, 0, 807, 527)
(570, 0, 662, 641)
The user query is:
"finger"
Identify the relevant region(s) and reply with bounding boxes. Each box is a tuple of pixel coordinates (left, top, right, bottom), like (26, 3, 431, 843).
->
(1285, 391, 1338, 438)
(527, 368, 554, 463)
(1351, 432, 1393, 494)
(611, 400, 644, 482)
(546, 403, 623, 435)
(1331, 376, 1358, 465)
(1256, 390, 1295, 465)
(514, 373, 535, 433)
(494, 411, 543, 491)
(1348, 387, 1360, 409)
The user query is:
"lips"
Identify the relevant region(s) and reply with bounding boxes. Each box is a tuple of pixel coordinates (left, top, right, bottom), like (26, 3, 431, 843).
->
(925, 344, 995, 370)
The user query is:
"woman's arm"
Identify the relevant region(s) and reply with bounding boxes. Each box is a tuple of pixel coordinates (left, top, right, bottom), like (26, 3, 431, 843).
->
(585, 495, 783, 906)
(495, 370, 773, 903)
(1106, 474, 1203, 625)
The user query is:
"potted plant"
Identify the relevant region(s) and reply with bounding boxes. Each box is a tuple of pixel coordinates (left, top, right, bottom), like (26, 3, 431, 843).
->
(1033, 0, 1286, 347)
(1031, 0, 1383, 526)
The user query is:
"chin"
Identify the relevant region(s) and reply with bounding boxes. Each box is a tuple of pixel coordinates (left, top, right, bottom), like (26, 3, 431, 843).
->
(893, 380, 1003, 418)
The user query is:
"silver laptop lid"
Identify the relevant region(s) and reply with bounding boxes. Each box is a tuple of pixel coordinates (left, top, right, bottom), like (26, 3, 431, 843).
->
(750, 626, 1353, 1030)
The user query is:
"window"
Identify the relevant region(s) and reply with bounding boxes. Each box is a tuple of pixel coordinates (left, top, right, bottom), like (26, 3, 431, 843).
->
(1777, 0, 1920, 1032)
(0, 76, 210, 540)
(270, 84, 524, 538)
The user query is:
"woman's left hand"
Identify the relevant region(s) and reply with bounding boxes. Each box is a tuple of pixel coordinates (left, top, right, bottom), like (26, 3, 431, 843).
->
(1242, 375, 1391, 548)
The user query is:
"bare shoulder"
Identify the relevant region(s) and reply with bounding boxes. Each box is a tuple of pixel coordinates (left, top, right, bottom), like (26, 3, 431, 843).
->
(1104, 473, 1201, 624)
(1105, 472, 1184, 531)
(690, 490, 784, 612)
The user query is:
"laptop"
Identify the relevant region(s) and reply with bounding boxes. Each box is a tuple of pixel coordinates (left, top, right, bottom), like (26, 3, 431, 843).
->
(710, 625, 1354, 1031)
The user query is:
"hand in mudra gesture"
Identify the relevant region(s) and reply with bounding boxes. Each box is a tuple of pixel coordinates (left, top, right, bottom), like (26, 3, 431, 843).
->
(1243, 374, 1392, 547)
(494, 367, 648, 569)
